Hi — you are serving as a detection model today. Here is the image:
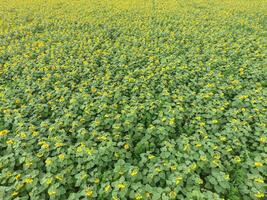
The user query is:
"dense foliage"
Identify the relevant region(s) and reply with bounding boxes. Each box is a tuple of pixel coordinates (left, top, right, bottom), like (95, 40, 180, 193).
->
(0, 0, 266, 199)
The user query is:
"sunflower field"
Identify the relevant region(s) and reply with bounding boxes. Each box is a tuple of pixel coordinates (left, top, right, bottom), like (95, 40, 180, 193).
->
(0, 0, 266, 199)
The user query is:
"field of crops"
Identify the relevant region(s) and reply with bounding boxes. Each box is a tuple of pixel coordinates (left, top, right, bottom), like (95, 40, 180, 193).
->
(0, 0, 267, 199)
